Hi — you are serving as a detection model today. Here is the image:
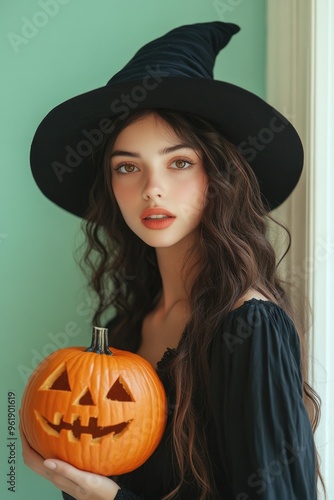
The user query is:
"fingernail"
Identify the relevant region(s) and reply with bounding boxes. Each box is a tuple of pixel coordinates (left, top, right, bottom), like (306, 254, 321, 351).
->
(44, 460, 56, 470)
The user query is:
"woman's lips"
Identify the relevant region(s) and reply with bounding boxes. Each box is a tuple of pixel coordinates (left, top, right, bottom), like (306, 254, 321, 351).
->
(140, 208, 176, 229)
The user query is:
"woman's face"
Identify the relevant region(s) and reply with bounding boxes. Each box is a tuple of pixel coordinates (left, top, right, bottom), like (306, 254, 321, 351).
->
(110, 113, 208, 249)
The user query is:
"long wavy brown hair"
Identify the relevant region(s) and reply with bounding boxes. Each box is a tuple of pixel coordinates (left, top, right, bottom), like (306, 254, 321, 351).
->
(80, 109, 324, 499)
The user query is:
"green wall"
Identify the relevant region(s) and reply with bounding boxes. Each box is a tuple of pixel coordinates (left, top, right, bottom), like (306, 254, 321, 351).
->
(1, 0, 266, 498)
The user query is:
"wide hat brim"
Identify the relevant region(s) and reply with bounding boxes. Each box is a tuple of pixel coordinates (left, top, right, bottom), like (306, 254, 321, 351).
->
(30, 76, 303, 217)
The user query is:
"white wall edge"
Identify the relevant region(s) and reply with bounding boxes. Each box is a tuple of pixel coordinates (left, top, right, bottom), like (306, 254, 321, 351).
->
(267, 1, 334, 497)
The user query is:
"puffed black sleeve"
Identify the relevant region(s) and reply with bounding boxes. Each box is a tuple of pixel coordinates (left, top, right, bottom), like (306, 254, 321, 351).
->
(208, 299, 317, 499)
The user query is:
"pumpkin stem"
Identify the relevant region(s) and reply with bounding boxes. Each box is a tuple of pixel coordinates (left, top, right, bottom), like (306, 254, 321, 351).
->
(85, 327, 113, 355)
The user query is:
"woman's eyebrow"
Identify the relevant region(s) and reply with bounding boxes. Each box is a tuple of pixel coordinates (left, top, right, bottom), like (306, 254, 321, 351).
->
(110, 143, 195, 159)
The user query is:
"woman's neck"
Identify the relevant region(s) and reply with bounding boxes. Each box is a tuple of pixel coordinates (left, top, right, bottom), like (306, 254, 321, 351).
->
(155, 235, 198, 314)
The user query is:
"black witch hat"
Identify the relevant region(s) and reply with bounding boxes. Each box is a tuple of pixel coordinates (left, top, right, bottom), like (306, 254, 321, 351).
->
(30, 22, 303, 217)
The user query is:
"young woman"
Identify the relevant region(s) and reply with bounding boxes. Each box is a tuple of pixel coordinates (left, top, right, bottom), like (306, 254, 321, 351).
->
(21, 22, 324, 499)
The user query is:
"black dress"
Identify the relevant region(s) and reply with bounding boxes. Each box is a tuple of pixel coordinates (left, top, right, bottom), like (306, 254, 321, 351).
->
(62, 299, 317, 499)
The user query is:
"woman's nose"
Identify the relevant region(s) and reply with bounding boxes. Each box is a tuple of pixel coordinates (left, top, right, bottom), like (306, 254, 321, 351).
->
(142, 171, 166, 201)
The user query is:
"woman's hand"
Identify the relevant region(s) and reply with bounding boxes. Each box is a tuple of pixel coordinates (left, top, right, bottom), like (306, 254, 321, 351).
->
(19, 417, 121, 499)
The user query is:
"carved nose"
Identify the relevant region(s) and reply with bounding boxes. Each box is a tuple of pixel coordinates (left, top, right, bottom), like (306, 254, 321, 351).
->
(78, 388, 95, 406)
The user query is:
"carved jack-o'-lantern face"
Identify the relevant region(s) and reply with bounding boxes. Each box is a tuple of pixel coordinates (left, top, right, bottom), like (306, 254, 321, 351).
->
(21, 328, 167, 475)
(40, 366, 134, 439)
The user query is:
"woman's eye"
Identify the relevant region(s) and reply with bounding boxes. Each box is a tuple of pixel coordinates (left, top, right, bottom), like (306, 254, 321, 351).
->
(114, 164, 138, 174)
(172, 159, 193, 169)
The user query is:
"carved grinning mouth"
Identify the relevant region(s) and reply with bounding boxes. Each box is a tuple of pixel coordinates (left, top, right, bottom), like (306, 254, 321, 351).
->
(43, 415, 131, 439)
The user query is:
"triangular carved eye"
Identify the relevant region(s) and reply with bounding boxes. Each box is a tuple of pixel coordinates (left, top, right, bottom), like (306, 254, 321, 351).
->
(107, 377, 134, 402)
(78, 389, 95, 406)
(49, 368, 71, 391)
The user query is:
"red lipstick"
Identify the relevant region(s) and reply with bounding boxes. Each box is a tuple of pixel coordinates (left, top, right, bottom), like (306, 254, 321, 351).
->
(140, 208, 176, 229)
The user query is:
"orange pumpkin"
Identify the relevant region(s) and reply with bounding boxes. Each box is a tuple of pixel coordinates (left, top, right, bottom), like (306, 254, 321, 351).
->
(21, 327, 167, 475)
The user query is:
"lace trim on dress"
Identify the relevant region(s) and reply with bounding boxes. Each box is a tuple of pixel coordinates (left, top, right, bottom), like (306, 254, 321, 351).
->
(156, 347, 177, 373)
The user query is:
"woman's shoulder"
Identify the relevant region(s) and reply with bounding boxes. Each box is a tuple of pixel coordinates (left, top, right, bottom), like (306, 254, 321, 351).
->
(208, 291, 304, 398)
(227, 289, 287, 326)
(213, 289, 300, 359)
(228, 289, 292, 324)
(230, 289, 270, 311)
